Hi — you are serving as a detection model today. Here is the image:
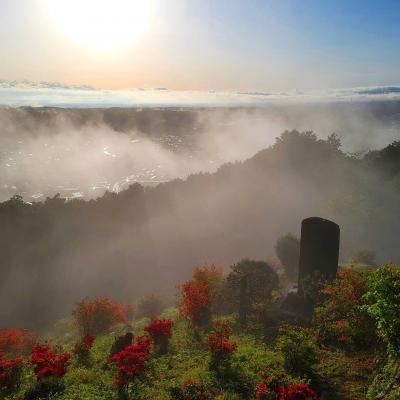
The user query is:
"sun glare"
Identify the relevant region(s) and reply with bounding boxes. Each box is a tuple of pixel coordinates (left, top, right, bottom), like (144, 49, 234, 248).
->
(47, 0, 152, 52)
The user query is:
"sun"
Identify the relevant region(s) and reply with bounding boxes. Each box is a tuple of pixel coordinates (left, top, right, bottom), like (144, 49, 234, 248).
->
(47, 0, 153, 52)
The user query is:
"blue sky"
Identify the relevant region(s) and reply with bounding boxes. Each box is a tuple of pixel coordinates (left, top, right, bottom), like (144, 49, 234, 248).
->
(0, 0, 399, 91)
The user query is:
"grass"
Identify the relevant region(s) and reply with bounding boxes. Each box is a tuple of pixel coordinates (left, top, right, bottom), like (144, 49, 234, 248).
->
(4, 308, 375, 399)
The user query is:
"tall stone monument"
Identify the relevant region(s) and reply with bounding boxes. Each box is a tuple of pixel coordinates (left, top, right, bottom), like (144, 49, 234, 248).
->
(278, 216, 340, 320)
(298, 217, 340, 297)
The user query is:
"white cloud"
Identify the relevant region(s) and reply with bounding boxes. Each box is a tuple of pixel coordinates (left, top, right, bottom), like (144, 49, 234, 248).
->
(1, 81, 400, 108)
(0, 79, 95, 91)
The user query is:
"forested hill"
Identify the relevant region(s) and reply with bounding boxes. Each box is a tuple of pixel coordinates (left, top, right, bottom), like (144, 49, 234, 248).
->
(1, 130, 400, 329)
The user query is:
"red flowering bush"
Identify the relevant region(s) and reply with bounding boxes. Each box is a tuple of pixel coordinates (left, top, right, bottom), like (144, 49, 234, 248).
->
(0, 352, 23, 393)
(169, 379, 215, 400)
(108, 335, 151, 391)
(31, 345, 71, 380)
(286, 384, 319, 400)
(256, 371, 318, 400)
(179, 265, 221, 330)
(255, 370, 290, 400)
(207, 321, 237, 372)
(313, 269, 376, 349)
(72, 297, 134, 336)
(73, 334, 95, 365)
(256, 381, 286, 400)
(0, 328, 36, 356)
(179, 280, 211, 328)
(144, 319, 174, 355)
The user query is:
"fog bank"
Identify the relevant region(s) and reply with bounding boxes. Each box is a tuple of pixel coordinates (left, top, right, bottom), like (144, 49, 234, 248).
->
(1, 102, 400, 201)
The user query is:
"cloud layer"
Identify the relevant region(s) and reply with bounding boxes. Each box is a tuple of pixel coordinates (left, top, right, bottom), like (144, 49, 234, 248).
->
(1, 80, 400, 108)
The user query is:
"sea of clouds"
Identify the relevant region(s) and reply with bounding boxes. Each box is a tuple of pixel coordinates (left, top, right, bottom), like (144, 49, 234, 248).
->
(1, 80, 400, 108)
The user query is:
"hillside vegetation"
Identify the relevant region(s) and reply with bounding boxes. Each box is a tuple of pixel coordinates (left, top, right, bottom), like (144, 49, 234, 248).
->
(1, 263, 400, 399)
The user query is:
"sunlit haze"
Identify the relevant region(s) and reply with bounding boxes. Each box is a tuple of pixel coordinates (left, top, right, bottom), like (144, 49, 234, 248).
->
(46, 0, 153, 52)
(1, 0, 400, 90)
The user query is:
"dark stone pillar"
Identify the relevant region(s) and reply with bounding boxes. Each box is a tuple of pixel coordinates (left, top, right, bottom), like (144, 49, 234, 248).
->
(298, 217, 340, 296)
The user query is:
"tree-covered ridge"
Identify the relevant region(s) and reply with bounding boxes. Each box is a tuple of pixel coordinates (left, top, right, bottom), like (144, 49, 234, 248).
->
(1, 131, 400, 329)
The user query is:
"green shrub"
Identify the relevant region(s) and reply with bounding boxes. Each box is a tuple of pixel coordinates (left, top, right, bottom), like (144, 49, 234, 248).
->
(224, 259, 279, 328)
(169, 379, 215, 399)
(363, 265, 400, 358)
(276, 325, 318, 379)
(364, 265, 400, 399)
(227, 334, 283, 398)
(366, 360, 400, 400)
(23, 377, 65, 400)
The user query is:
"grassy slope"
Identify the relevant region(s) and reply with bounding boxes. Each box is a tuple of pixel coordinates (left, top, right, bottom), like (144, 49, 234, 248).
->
(6, 308, 373, 400)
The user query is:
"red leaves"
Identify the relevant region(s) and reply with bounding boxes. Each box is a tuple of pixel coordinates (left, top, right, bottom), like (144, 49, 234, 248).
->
(178, 265, 221, 329)
(207, 323, 237, 357)
(322, 269, 368, 308)
(0, 352, 23, 390)
(179, 281, 211, 319)
(256, 381, 286, 400)
(256, 372, 318, 400)
(256, 382, 268, 397)
(0, 329, 36, 356)
(73, 334, 95, 360)
(144, 319, 173, 341)
(31, 345, 71, 381)
(207, 321, 237, 373)
(144, 319, 174, 355)
(82, 334, 95, 350)
(316, 269, 375, 348)
(286, 384, 319, 400)
(1, 334, 71, 387)
(72, 297, 133, 336)
(110, 302, 135, 323)
(108, 336, 151, 388)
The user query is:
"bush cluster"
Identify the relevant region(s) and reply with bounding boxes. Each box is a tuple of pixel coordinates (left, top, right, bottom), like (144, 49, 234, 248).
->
(169, 379, 215, 400)
(313, 269, 376, 349)
(3, 262, 400, 399)
(178, 265, 222, 330)
(276, 325, 318, 380)
(0, 351, 23, 394)
(108, 335, 152, 390)
(73, 334, 95, 365)
(31, 344, 71, 380)
(256, 370, 318, 400)
(144, 319, 174, 355)
(0, 328, 36, 356)
(207, 321, 237, 373)
(72, 297, 134, 336)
